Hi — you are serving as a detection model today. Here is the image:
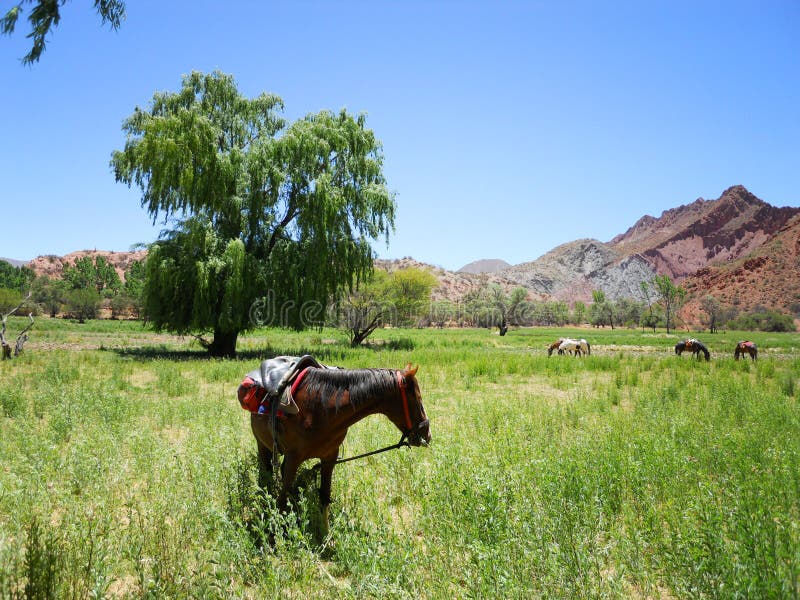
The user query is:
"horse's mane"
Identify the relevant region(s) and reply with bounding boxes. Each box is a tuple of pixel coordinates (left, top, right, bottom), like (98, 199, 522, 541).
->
(301, 368, 400, 412)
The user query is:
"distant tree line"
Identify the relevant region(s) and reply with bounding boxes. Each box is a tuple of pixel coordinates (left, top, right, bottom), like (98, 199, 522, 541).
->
(0, 258, 795, 334)
(412, 278, 796, 334)
(0, 257, 145, 323)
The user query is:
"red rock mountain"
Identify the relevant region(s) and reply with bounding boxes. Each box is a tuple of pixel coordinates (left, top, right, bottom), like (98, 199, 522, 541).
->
(681, 213, 800, 316)
(450, 186, 800, 317)
(608, 185, 799, 281)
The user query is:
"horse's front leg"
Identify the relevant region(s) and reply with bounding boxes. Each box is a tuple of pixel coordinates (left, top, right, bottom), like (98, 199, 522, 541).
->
(252, 427, 275, 489)
(318, 451, 339, 536)
(278, 453, 302, 511)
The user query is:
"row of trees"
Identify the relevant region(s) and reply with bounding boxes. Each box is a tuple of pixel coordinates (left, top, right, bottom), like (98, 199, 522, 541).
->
(426, 279, 795, 335)
(0, 257, 144, 322)
(586, 275, 687, 333)
(2, 254, 796, 346)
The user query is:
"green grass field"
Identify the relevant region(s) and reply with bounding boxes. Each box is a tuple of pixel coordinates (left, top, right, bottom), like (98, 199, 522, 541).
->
(1, 318, 799, 598)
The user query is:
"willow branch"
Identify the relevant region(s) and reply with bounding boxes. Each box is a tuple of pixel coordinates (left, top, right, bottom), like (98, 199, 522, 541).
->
(265, 195, 298, 256)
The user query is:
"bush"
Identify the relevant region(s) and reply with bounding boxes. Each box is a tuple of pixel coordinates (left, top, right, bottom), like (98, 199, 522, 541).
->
(0, 288, 39, 316)
(0, 288, 22, 314)
(727, 309, 797, 332)
(63, 289, 101, 323)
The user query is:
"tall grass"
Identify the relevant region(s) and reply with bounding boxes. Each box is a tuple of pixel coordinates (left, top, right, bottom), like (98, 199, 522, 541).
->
(1, 321, 798, 598)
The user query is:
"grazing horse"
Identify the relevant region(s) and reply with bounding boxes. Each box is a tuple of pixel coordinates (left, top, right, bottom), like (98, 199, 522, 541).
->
(734, 340, 758, 361)
(558, 338, 591, 357)
(675, 338, 710, 361)
(250, 364, 430, 532)
(547, 338, 565, 356)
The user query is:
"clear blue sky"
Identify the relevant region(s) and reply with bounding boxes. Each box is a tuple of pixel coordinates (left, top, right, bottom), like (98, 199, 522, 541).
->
(2, 0, 798, 271)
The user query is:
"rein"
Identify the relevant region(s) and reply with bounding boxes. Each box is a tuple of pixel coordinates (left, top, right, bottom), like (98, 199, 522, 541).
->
(324, 433, 412, 466)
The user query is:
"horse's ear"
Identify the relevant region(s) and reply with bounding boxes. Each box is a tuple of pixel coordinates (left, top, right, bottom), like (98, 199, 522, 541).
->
(403, 364, 418, 377)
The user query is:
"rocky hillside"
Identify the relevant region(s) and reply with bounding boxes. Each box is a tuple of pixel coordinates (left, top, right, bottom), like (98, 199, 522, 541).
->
(375, 257, 532, 302)
(681, 213, 800, 316)
(491, 185, 799, 309)
(499, 239, 656, 303)
(609, 185, 800, 280)
(27, 249, 146, 282)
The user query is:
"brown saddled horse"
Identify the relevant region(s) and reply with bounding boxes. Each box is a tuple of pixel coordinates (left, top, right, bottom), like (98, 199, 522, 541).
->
(734, 340, 758, 361)
(250, 364, 430, 532)
(675, 338, 710, 361)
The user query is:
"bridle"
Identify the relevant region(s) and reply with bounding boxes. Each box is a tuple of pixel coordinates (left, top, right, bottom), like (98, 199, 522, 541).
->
(395, 370, 430, 447)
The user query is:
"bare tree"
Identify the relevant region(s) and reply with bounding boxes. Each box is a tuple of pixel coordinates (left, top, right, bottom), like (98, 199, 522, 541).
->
(1, 294, 34, 359)
(700, 295, 723, 333)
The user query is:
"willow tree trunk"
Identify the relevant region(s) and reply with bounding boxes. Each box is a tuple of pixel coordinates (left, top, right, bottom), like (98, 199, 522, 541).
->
(209, 329, 238, 358)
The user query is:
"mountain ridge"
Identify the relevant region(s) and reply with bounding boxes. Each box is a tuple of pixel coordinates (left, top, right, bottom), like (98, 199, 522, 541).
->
(457, 259, 511, 274)
(0, 257, 27, 268)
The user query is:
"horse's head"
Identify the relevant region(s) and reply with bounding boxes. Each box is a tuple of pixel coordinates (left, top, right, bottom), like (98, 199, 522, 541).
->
(547, 339, 562, 356)
(397, 364, 430, 447)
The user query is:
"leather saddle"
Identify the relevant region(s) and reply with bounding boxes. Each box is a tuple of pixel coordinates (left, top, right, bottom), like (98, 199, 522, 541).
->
(242, 354, 328, 415)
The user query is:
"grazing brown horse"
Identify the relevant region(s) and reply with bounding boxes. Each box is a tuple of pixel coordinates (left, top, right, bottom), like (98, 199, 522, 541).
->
(734, 340, 758, 361)
(250, 364, 430, 532)
(675, 338, 710, 361)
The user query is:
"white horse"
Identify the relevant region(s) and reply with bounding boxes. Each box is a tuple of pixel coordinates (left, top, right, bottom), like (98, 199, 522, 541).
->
(558, 338, 591, 356)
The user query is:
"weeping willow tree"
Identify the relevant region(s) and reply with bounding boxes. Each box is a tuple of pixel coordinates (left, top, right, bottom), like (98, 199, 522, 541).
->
(111, 71, 395, 357)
